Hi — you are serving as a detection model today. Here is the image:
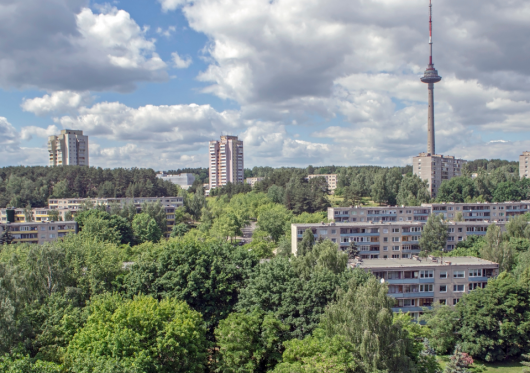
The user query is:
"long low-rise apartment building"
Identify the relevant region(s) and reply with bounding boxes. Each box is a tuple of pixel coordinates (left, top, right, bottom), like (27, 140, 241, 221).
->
(48, 196, 183, 210)
(0, 221, 78, 245)
(329, 200, 530, 223)
(291, 221, 505, 258)
(354, 256, 498, 317)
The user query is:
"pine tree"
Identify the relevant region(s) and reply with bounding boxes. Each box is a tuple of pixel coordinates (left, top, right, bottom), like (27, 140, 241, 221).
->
(0, 230, 14, 245)
(298, 228, 315, 256)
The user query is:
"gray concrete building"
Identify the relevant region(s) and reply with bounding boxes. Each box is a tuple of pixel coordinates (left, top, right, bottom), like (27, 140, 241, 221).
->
(328, 201, 530, 224)
(520, 151, 530, 179)
(292, 220, 506, 258)
(0, 221, 78, 245)
(355, 256, 498, 317)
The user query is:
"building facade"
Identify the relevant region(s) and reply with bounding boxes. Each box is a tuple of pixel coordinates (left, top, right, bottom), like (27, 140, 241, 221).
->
(307, 174, 338, 192)
(413, 153, 466, 198)
(328, 201, 530, 223)
(0, 221, 78, 245)
(246, 177, 265, 188)
(520, 151, 530, 179)
(355, 257, 498, 317)
(48, 129, 89, 166)
(291, 220, 506, 258)
(209, 136, 244, 190)
(156, 172, 196, 189)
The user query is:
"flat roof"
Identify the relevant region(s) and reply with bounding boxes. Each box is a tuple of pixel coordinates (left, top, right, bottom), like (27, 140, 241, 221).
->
(353, 256, 498, 269)
(293, 221, 503, 227)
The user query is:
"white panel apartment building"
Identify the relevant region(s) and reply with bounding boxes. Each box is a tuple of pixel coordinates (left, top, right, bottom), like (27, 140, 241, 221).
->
(209, 136, 244, 189)
(307, 174, 338, 192)
(328, 201, 530, 224)
(48, 129, 89, 166)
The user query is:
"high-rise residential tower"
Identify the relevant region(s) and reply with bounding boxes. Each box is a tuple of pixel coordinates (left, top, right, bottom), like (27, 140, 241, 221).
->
(520, 151, 530, 179)
(209, 135, 244, 190)
(48, 129, 89, 166)
(413, 0, 466, 198)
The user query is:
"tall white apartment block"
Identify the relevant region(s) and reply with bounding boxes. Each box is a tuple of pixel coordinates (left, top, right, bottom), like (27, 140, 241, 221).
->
(520, 151, 530, 179)
(413, 153, 466, 198)
(48, 129, 89, 166)
(307, 174, 338, 192)
(209, 135, 244, 189)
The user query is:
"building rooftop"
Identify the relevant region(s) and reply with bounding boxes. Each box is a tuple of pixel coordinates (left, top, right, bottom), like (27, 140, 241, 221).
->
(352, 256, 498, 269)
(293, 220, 503, 227)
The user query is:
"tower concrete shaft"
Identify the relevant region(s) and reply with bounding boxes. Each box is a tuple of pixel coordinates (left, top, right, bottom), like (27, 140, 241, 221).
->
(427, 82, 435, 155)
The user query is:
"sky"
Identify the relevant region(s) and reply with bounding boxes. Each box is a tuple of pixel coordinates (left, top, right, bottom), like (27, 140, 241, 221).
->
(1, 0, 529, 170)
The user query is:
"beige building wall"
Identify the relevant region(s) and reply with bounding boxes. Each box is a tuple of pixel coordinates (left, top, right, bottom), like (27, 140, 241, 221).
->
(292, 220, 506, 257)
(413, 153, 466, 198)
(356, 257, 498, 316)
(48, 129, 89, 166)
(0, 221, 78, 245)
(209, 135, 244, 189)
(307, 174, 338, 192)
(520, 151, 530, 179)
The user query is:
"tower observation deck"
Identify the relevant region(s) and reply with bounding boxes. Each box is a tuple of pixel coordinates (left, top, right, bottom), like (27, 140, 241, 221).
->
(420, 0, 441, 155)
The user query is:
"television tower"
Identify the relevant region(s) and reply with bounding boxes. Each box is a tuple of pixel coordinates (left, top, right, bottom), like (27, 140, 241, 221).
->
(420, 0, 441, 155)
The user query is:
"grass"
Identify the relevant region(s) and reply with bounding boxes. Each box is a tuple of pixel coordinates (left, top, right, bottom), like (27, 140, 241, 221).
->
(438, 355, 524, 372)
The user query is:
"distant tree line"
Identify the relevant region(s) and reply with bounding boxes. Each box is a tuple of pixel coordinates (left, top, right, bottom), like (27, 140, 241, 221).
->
(0, 166, 179, 208)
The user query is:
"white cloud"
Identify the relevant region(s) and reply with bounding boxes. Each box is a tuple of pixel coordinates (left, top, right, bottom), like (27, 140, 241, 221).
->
(0, 1, 168, 91)
(156, 26, 176, 38)
(158, 0, 189, 12)
(171, 52, 192, 69)
(20, 125, 61, 141)
(21, 91, 93, 116)
(56, 101, 241, 147)
(0, 117, 18, 147)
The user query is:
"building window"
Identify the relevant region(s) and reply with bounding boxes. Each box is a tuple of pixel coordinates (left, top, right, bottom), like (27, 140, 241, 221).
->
(383, 237, 388, 242)
(392, 228, 400, 233)
(331, 238, 336, 243)
(392, 246, 400, 251)
(320, 230, 327, 235)
(453, 285, 465, 292)
(453, 271, 465, 278)
(469, 269, 482, 277)
(420, 270, 434, 278)
(383, 246, 388, 251)
(440, 285, 447, 292)
(383, 229, 388, 233)
(439, 299, 446, 305)
(440, 271, 447, 279)
(331, 230, 336, 234)
(49, 234, 55, 238)
(420, 284, 433, 292)
(392, 254, 400, 258)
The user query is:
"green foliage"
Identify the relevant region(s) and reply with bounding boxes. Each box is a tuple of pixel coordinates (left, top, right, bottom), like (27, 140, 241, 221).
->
(272, 329, 359, 373)
(79, 215, 121, 244)
(66, 294, 207, 373)
(397, 174, 431, 206)
(320, 277, 417, 371)
(123, 240, 258, 335)
(141, 201, 167, 235)
(292, 239, 348, 278)
(132, 213, 162, 243)
(455, 273, 530, 362)
(298, 228, 315, 256)
(480, 224, 515, 272)
(170, 223, 189, 238)
(257, 204, 292, 242)
(420, 214, 449, 253)
(215, 309, 289, 373)
(423, 304, 460, 355)
(0, 166, 178, 208)
(236, 257, 369, 340)
(0, 354, 62, 373)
